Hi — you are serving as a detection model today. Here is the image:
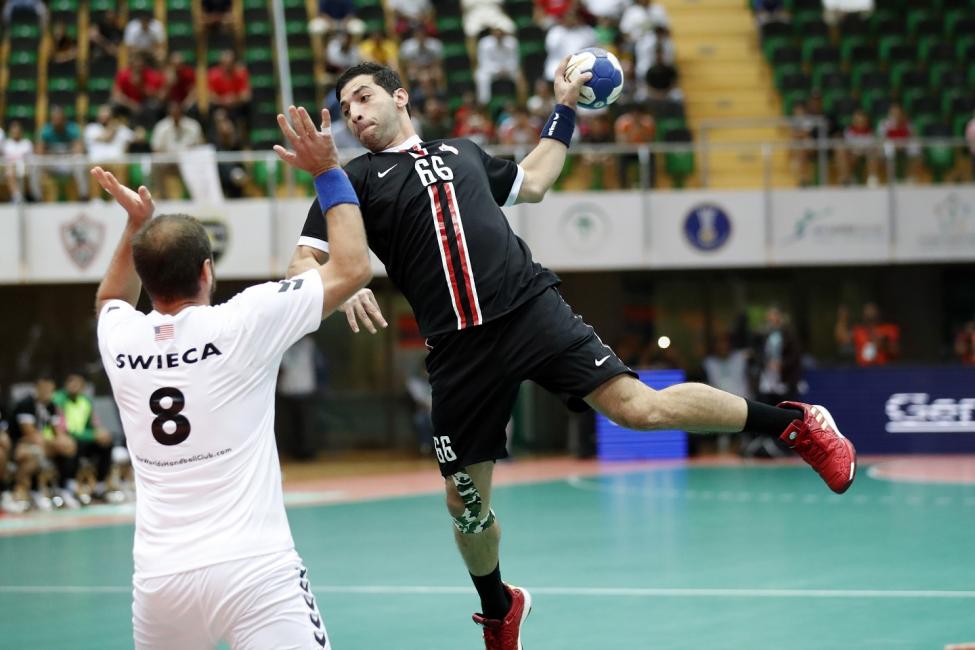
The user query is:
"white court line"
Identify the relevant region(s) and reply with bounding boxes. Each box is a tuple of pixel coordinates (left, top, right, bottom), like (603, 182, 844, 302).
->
(4, 585, 975, 599)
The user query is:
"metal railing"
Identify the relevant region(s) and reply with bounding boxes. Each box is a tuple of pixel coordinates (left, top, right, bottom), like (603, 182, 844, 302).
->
(7, 134, 972, 200)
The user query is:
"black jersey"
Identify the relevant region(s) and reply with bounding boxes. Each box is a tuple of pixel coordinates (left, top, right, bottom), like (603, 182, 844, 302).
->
(300, 136, 559, 337)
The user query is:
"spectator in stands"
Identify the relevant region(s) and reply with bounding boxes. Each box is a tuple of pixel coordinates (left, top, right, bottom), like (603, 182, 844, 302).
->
(150, 101, 204, 198)
(202, 0, 233, 33)
(418, 97, 452, 141)
(535, 0, 575, 29)
(527, 77, 556, 121)
(50, 19, 77, 65)
(620, 0, 669, 43)
(389, 0, 434, 37)
(789, 100, 815, 186)
(462, 0, 515, 37)
(966, 110, 975, 181)
(644, 43, 681, 102)
(2, 0, 47, 27)
(580, 112, 614, 189)
(85, 105, 134, 174)
(475, 25, 521, 106)
(53, 373, 116, 504)
(835, 303, 900, 366)
(2, 120, 35, 202)
(112, 52, 165, 129)
(89, 8, 123, 59)
(877, 102, 920, 181)
(314, 0, 358, 33)
(955, 318, 975, 365)
(10, 377, 76, 510)
(583, 0, 627, 21)
(161, 51, 197, 116)
(615, 103, 656, 188)
(325, 29, 362, 75)
(634, 23, 676, 93)
(0, 410, 17, 513)
(838, 108, 879, 186)
(123, 12, 165, 62)
(545, 10, 597, 81)
(744, 306, 800, 457)
(207, 49, 252, 132)
(822, 0, 874, 26)
(498, 107, 540, 146)
(210, 108, 249, 199)
(452, 105, 494, 146)
(753, 0, 790, 25)
(359, 28, 400, 73)
(400, 25, 444, 87)
(36, 105, 88, 201)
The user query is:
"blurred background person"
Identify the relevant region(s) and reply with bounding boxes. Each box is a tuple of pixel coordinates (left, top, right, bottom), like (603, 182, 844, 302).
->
(835, 302, 900, 366)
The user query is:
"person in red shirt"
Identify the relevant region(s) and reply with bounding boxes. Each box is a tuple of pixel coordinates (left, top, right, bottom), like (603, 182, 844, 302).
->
(614, 103, 656, 188)
(955, 320, 975, 365)
(111, 52, 165, 128)
(207, 49, 251, 131)
(836, 302, 901, 366)
(162, 50, 197, 115)
(876, 102, 920, 182)
(837, 108, 878, 186)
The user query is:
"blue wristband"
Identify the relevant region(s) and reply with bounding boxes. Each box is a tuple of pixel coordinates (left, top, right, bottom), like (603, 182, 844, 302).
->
(540, 104, 576, 147)
(314, 168, 360, 214)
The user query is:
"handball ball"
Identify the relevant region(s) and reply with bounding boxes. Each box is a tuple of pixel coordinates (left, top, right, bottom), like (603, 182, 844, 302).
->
(565, 47, 624, 110)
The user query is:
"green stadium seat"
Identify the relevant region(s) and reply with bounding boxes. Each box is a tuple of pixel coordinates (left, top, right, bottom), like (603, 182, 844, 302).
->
(129, 0, 154, 11)
(168, 0, 192, 9)
(244, 0, 266, 8)
(6, 104, 34, 120)
(762, 35, 792, 61)
(773, 63, 802, 90)
(811, 64, 841, 89)
(246, 47, 274, 63)
(782, 90, 808, 115)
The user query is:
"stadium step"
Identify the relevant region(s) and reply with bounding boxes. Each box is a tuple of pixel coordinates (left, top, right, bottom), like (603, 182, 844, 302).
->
(658, 0, 800, 187)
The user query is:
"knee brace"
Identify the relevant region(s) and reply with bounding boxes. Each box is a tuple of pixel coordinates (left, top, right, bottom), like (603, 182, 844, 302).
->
(450, 471, 496, 534)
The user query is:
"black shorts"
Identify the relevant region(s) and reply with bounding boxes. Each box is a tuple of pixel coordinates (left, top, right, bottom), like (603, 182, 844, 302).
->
(424, 287, 635, 476)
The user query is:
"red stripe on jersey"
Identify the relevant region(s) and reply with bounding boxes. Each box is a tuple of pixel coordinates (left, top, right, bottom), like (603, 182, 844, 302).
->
(444, 182, 482, 326)
(427, 185, 466, 329)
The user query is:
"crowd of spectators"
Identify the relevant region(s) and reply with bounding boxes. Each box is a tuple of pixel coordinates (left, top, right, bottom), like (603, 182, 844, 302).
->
(0, 2, 252, 202)
(0, 374, 130, 514)
(312, 0, 683, 188)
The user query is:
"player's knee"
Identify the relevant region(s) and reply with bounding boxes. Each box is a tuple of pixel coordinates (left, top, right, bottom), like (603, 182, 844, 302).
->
(445, 471, 496, 535)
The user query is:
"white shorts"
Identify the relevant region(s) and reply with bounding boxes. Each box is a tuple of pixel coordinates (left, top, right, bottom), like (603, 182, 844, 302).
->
(132, 548, 330, 650)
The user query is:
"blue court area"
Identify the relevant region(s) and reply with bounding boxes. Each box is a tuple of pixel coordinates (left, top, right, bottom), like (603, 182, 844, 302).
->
(1, 462, 973, 649)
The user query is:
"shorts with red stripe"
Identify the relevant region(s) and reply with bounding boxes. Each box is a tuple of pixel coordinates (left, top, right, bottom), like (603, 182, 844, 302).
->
(424, 286, 636, 476)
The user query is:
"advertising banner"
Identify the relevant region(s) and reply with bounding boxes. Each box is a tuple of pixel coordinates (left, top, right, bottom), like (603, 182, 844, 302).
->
(519, 192, 645, 270)
(803, 366, 975, 454)
(893, 186, 975, 262)
(596, 369, 688, 460)
(25, 200, 275, 282)
(769, 188, 888, 265)
(0, 206, 20, 282)
(647, 190, 765, 268)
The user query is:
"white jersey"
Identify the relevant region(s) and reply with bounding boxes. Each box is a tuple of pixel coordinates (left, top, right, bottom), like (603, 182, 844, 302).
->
(97, 269, 324, 578)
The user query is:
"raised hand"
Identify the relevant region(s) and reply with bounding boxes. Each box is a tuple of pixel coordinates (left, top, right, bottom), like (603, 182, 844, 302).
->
(91, 166, 155, 225)
(554, 55, 593, 109)
(273, 106, 340, 177)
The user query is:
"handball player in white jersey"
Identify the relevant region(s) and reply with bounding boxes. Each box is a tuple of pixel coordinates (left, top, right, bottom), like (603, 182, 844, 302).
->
(94, 106, 372, 649)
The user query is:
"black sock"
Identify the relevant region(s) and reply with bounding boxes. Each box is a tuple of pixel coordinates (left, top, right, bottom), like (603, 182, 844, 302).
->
(743, 400, 803, 437)
(471, 564, 511, 620)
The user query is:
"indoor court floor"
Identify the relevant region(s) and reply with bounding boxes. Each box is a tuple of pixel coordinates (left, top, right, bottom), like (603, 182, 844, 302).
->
(1, 456, 973, 649)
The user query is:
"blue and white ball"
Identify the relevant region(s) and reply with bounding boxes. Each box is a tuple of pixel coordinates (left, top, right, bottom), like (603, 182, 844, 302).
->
(566, 47, 624, 110)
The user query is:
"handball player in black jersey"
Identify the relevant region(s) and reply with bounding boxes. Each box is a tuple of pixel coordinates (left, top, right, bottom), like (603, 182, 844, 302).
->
(286, 60, 857, 649)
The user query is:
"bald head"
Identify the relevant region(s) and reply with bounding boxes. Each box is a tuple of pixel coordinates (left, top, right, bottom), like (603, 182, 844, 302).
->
(132, 214, 213, 303)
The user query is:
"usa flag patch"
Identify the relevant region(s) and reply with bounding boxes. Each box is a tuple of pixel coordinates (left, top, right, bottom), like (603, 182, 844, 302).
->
(154, 324, 175, 341)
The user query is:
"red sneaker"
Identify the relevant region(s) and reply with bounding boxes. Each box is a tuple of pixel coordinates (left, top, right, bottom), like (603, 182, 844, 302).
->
(778, 401, 856, 493)
(472, 584, 532, 650)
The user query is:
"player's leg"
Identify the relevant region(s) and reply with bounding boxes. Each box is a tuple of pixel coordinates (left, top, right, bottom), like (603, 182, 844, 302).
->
(132, 570, 216, 650)
(223, 550, 330, 650)
(427, 325, 531, 646)
(530, 288, 856, 493)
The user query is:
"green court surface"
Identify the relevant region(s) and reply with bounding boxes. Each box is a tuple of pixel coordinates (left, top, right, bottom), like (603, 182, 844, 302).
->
(2, 463, 974, 649)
